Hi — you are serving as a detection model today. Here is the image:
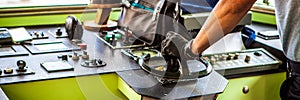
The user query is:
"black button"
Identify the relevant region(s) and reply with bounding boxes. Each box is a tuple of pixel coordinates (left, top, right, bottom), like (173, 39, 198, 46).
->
(61, 55, 68, 61)
(97, 59, 103, 64)
(254, 52, 262, 56)
(56, 27, 62, 36)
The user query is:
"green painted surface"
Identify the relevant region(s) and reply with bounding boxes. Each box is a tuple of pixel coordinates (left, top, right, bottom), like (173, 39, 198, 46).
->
(118, 77, 141, 100)
(217, 72, 286, 100)
(0, 10, 120, 27)
(117, 72, 286, 100)
(1, 73, 127, 100)
(109, 11, 121, 21)
(0, 13, 96, 27)
(0, 6, 282, 100)
(252, 12, 276, 25)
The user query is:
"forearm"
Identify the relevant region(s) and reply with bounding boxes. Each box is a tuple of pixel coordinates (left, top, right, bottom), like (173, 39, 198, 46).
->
(191, 0, 256, 54)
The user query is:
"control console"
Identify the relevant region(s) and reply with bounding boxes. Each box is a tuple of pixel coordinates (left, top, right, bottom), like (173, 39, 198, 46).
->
(0, 60, 34, 77)
(203, 48, 282, 76)
(97, 29, 145, 49)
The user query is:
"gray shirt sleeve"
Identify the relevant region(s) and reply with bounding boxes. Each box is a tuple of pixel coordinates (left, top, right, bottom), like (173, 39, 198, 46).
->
(275, 0, 300, 62)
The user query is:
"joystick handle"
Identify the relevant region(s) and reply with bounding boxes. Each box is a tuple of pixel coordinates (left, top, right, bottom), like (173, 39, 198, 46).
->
(17, 60, 26, 69)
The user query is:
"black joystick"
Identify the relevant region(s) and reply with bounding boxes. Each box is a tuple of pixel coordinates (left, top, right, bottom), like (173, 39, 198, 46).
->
(56, 27, 63, 36)
(16, 60, 27, 72)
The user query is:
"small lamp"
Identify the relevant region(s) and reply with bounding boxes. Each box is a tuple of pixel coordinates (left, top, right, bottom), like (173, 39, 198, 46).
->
(83, 0, 122, 31)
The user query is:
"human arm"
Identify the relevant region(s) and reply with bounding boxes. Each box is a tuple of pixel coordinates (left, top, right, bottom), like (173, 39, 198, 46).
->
(190, 0, 257, 55)
(160, 0, 257, 74)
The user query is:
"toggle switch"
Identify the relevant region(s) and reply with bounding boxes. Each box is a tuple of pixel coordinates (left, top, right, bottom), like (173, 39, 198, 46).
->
(41, 32, 44, 37)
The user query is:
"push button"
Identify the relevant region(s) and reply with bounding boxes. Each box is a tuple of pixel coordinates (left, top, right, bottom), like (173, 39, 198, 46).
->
(254, 51, 262, 56)
(56, 27, 62, 36)
(4, 68, 13, 74)
(233, 53, 240, 60)
(82, 51, 89, 59)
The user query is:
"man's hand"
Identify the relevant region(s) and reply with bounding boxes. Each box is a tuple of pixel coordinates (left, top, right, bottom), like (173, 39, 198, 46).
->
(161, 31, 199, 73)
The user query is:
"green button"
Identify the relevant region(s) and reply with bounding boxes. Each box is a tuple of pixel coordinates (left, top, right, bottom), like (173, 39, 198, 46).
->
(105, 33, 122, 41)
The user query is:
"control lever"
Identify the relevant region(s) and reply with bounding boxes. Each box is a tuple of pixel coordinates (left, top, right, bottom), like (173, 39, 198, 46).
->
(65, 15, 83, 41)
(16, 60, 27, 72)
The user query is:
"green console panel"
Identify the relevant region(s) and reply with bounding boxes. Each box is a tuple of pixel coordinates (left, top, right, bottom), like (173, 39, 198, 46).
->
(1, 73, 127, 100)
(252, 11, 276, 25)
(118, 72, 286, 100)
(217, 72, 286, 100)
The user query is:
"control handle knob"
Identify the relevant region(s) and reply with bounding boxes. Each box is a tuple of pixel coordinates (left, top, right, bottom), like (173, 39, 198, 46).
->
(17, 60, 26, 69)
